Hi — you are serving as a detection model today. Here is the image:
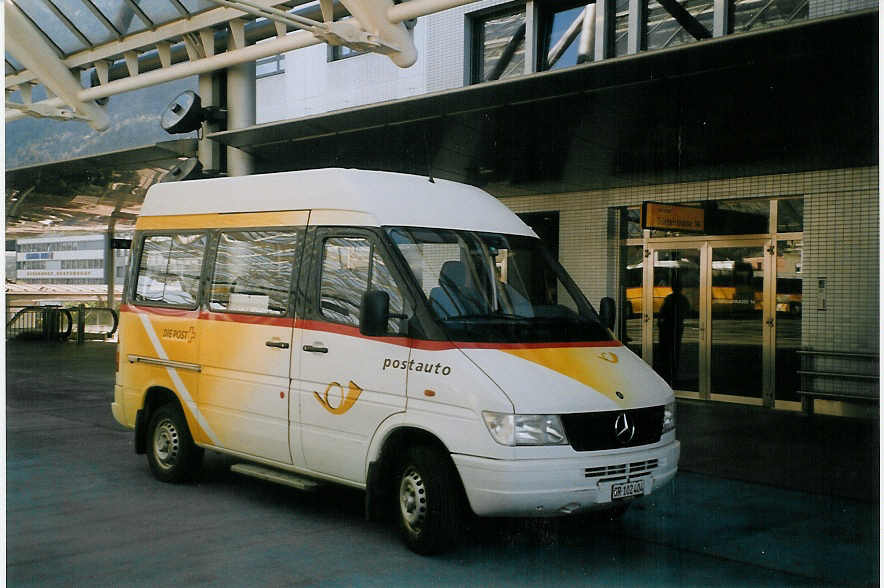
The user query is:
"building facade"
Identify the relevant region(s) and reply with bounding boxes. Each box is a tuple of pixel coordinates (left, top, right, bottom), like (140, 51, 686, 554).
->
(13, 235, 129, 286)
(247, 1, 877, 416)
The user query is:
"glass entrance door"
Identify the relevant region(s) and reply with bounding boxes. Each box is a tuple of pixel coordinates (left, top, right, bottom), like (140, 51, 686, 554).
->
(644, 246, 703, 394)
(708, 242, 769, 403)
(642, 239, 772, 403)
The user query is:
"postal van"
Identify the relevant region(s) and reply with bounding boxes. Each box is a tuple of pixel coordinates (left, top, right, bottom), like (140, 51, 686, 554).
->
(112, 168, 679, 554)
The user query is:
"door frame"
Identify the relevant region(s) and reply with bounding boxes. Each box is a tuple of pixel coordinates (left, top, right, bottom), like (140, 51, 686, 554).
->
(642, 235, 774, 406)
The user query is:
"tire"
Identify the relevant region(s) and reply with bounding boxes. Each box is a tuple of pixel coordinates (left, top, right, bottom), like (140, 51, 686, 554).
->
(395, 446, 462, 555)
(146, 403, 203, 483)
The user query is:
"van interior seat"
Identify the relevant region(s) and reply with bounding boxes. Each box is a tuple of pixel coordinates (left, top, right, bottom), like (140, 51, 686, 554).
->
(429, 260, 481, 318)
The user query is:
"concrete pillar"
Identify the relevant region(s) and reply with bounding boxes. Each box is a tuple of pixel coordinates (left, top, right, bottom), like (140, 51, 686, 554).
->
(225, 61, 256, 177)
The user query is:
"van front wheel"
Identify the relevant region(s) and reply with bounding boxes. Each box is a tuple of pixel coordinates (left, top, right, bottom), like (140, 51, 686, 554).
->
(396, 446, 461, 555)
(147, 403, 203, 483)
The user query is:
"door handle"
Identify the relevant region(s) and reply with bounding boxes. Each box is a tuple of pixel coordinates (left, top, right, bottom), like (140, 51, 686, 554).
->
(303, 344, 328, 353)
(265, 340, 290, 349)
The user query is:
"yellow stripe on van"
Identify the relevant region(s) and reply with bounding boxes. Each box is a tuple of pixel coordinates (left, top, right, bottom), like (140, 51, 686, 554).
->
(136, 210, 310, 230)
(502, 347, 631, 407)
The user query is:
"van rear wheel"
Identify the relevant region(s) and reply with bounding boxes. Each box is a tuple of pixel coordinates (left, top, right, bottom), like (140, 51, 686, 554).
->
(396, 446, 461, 555)
(147, 403, 203, 483)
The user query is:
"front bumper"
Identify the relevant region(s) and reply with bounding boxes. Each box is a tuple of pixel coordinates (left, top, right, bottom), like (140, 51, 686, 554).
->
(453, 439, 680, 517)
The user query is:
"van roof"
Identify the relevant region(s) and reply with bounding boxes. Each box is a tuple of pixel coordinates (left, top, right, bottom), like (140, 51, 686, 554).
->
(141, 168, 536, 237)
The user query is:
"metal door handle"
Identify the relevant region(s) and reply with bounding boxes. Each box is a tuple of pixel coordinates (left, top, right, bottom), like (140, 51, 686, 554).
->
(265, 341, 290, 349)
(303, 344, 328, 353)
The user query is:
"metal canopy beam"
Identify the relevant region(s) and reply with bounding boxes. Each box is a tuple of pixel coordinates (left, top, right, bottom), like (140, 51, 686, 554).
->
(5, 1, 110, 130)
(5, 0, 478, 128)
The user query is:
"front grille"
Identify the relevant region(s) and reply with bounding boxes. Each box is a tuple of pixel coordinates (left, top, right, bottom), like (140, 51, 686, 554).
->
(585, 459, 659, 479)
(561, 406, 664, 451)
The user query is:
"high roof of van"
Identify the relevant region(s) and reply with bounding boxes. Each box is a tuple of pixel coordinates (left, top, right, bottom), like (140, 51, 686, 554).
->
(140, 168, 535, 237)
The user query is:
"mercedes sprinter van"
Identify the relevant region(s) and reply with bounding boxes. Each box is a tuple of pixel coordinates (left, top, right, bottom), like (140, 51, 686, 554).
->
(112, 168, 679, 554)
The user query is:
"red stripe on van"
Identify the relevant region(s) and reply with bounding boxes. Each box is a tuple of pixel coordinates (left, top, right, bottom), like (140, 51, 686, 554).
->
(295, 319, 412, 347)
(120, 306, 621, 351)
(120, 304, 200, 318)
(425, 340, 622, 351)
(199, 311, 295, 327)
(295, 318, 621, 351)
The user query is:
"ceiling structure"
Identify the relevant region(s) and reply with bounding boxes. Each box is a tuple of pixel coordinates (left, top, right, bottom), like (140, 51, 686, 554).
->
(4, 0, 476, 129)
(4, 5, 877, 236)
(4, 0, 477, 236)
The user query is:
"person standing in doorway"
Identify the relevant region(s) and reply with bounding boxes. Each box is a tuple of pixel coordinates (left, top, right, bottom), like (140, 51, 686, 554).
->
(658, 272, 691, 386)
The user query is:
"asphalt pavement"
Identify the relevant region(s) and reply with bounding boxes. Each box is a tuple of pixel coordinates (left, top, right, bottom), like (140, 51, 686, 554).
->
(5, 341, 880, 586)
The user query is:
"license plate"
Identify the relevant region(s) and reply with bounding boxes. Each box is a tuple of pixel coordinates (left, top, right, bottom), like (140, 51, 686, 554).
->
(612, 480, 645, 500)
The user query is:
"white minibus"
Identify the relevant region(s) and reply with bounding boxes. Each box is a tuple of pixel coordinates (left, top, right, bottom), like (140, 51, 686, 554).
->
(112, 168, 678, 554)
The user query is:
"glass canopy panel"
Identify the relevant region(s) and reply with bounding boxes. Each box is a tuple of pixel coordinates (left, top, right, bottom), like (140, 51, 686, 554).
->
(6, 53, 24, 72)
(136, 0, 186, 27)
(91, 0, 152, 35)
(14, 0, 89, 55)
(180, 0, 216, 14)
(52, 0, 117, 45)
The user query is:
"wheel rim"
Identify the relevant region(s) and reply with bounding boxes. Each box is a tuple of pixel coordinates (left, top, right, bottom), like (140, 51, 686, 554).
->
(153, 417, 180, 471)
(399, 466, 427, 536)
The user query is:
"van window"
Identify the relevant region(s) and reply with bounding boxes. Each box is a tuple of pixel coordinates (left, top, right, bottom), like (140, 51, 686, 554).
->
(319, 236, 405, 333)
(387, 227, 609, 343)
(134, 233, 206, 307)
(209, 230, 302, 316)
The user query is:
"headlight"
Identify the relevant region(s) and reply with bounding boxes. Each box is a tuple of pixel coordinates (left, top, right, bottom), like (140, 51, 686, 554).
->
(663, 401, 676, 433)
(482, 412, 569, 446)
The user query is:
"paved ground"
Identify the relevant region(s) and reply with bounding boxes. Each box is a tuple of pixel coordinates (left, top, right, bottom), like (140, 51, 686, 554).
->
(6, 341, 880, 586)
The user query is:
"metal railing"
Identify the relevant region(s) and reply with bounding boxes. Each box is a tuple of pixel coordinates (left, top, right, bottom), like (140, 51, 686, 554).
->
(797, 349, 879, 414)
(6, 305, 118, 343)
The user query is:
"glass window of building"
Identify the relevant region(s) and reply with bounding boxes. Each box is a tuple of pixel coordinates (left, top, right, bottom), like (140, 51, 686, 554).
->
(538, 2, 595, 71)
(646, 0, 714, 51)
(732, 0, 808, 34)
(471, 5, 527, 83)
(256, 54, 285, 78)
(777, 198, 803, 233)
(613, 0, 630, 55)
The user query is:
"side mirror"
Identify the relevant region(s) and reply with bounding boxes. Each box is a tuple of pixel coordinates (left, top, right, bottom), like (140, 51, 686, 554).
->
(360, 290, 390, 337)
(599, 297, 616, 332)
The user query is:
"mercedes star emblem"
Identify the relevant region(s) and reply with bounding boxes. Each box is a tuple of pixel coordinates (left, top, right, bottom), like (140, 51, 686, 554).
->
(614, 412, 637, 445)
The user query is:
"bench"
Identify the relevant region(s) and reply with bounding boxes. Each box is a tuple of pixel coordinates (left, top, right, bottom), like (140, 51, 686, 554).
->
(797, 350, 879, 414)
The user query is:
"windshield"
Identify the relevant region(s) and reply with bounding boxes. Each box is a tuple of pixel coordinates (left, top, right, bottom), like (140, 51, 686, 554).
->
(386, 227, 610, 343)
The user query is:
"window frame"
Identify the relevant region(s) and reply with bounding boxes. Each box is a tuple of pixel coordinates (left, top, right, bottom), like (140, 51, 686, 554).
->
(206, 226, 306, 319)
(536, 0, 593, 72)
(305, 227, 415, 336)
(467, 1, 530, 85)
(130, 230, 209, 311)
